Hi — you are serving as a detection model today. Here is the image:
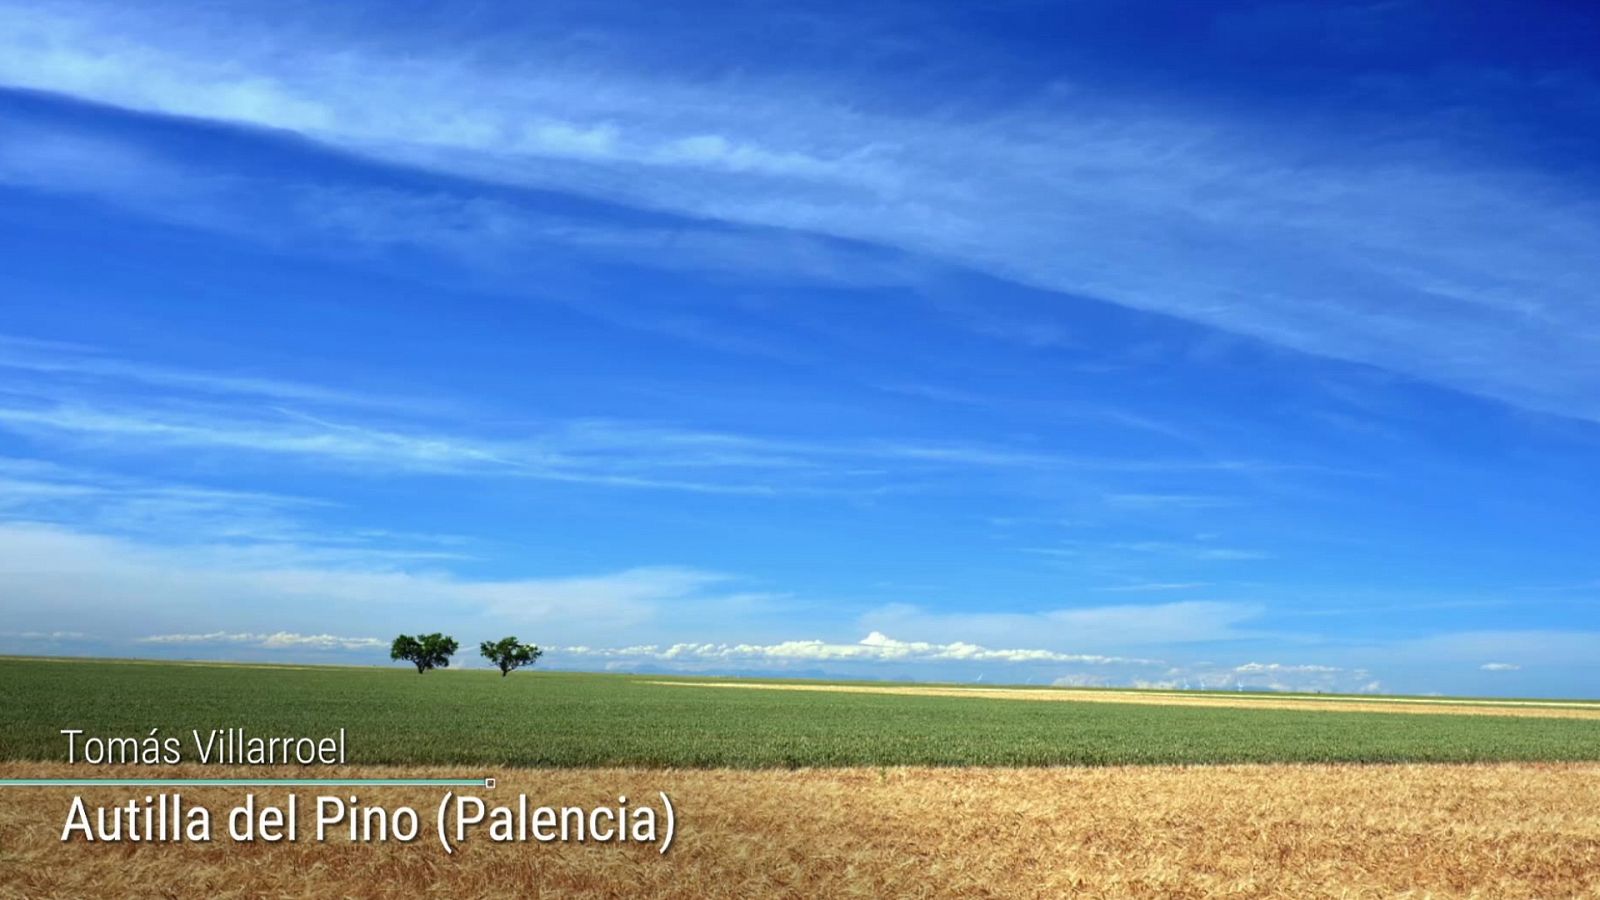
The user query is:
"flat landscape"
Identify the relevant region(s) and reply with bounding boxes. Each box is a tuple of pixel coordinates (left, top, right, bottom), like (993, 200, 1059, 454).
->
(5, 657, 1600, 766)
(5, 657, 1600, 898)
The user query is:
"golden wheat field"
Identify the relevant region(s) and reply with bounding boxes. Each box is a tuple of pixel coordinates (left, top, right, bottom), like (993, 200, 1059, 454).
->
(3, 762, 1598, 899)
(649, 680, 1600, 720)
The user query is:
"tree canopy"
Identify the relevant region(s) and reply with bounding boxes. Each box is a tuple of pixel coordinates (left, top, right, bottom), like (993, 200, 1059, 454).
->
(390, 633, 459, 673)
(479, 636, 543, 677)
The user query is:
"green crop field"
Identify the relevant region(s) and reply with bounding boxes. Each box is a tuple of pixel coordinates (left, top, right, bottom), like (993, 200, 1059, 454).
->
(4, 657, 1600, 767)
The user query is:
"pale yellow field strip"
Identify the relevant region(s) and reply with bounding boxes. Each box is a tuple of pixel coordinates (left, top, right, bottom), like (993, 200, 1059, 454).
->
(3, 762, 1598, 899)
(646, 680, 1600, 719)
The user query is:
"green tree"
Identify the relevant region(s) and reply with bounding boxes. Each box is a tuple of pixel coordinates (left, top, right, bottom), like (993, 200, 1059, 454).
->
(390, 633, 459, 674)
(479, 636, 543, 677)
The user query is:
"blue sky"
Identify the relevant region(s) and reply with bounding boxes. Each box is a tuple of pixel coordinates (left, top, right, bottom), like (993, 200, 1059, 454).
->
(1, 0, 1598, 696)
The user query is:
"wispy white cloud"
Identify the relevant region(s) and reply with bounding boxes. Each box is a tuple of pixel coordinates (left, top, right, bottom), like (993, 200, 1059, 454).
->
(0, 521, 747, 648)
(1102, 494, 1236, 511)
(0, 456, 414, 553)
(0, 404, 517, 473)
(1481, 662, 1521, 672)
(0, 460, 493, 575)
(0, 629, 87, 640)
(2, 1, 1597, 421)
(1024, 539, 1271, 563)
(1235, 661, 1341, 675)
(858, 600, 1265, 651)
(0, 334, 416, 410)
(138, 631, 385, 651)
(0, 352, 1297, 495)
(558, 631, 1158, 666)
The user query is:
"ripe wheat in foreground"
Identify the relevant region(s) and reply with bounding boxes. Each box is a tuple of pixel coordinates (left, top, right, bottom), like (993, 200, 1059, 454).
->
(3, 762, 1599, 899)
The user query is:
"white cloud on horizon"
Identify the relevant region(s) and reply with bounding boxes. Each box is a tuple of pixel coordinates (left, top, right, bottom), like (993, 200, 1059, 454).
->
(557, 631, 1159, 666)
(1132, 660, 1379, 694)
(0, 518, 1343, 686)
(4, 518, 1597, 695)
(138, 630, 386, 651)
(550, 641, 1380, 693)
(1051, 673, 1112, 688)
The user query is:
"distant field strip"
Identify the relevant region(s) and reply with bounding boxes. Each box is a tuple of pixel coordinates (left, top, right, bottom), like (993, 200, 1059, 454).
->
(8, 658, 1600, 766)
(3, 762, 1598, 898)
(648, 680, 1600, 720)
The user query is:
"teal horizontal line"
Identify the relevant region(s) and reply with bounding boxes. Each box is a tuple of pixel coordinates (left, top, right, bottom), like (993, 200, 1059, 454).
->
(0, 778, 486, 787)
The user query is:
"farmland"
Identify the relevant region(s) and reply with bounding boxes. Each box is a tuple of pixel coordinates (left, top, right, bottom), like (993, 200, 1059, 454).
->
(4, 657, 1599, 767)
(6, 656, 1600, 898)
(3, 761, 1599, 898)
